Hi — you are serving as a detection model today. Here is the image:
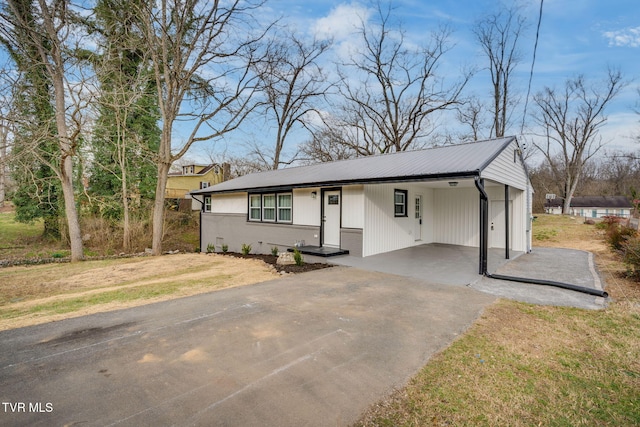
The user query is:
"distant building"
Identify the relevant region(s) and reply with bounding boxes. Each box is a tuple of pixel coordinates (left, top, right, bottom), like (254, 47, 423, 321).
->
(166, 163, 230, 209)
(545, 196, 633, 218)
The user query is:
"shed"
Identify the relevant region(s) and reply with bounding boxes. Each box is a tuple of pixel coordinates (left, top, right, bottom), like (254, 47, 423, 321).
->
(191, 136, 533, 274)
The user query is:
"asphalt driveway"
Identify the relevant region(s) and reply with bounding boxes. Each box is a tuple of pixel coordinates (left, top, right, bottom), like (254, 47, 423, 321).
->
(0, 267, 496, 426)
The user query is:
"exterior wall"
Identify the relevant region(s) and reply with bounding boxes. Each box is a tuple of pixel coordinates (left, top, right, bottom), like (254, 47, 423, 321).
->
(211, 193, 246, 214)
(362, 183, 434, 257)
(166, 168, 224, 198)
(570, 207, 632, 218)
(485, 185, 527, 252)
(201, 213, 320, 254)
(293, 188, 321, 226)
(342, 185, 364, 228)
(482, 139, 528, 190)
(341, 228, 363, 257)
(433, 187, 479, 247)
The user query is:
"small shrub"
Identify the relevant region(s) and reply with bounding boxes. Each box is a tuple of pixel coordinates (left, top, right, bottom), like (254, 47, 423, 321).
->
(221, 244, 228, 253)
(293, 248, 304, 266)
(271, 246, 279, 256)
(51, 252, 66, 259)
(241, 243, 252, 255)
(206, 243, 216, 253)
(604, 218, 637, 250)
(622, 236, 640, 280)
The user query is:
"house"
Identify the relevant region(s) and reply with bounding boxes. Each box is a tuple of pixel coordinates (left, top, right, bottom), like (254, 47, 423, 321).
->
(191, 136, 533, 273)
(545, 196, 633, 218)
(166, 163, 230, 207)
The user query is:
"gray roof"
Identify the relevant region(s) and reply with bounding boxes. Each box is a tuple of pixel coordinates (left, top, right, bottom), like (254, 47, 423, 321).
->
(547, 196, 633, 209)
(192, 136, 516, 194)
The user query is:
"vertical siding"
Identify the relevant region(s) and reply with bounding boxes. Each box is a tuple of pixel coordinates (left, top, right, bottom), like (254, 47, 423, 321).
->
(211, 192, 247, 214)
(342, 185, 364, 228)
(433, 188, 479, 247)
(482, 139, 528, 190)
(293, 188, 320, 226)
(362, 183, 435, 257)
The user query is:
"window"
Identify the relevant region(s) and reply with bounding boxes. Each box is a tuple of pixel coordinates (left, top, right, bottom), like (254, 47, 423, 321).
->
(249, 195, 261, 220)
(277, 194, 292, 222)
(248, 192, 293, 223)
(262, 194, 276, 221)
(394, 189, 408, 217)
(200, 181, 209, 189)
(204, 196, 211, 212)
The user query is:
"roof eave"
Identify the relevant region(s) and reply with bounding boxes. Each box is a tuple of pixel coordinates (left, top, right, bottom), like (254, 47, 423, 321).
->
(191, 170, 481, 195)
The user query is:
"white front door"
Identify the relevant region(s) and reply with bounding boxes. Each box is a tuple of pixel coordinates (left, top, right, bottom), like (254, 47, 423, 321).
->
(323, 190, 341, 247)
(490, 200, 512, 249)
(414, 195, 422, 241)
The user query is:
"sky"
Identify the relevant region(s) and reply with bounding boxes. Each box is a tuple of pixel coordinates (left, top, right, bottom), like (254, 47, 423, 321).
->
(197, 0, 639, 165)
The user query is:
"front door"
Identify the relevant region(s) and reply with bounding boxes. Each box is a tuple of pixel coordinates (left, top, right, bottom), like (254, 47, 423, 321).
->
(322, 190, 341, 248)
(414, 195, 422, 241)
(490, 200, 512, 249)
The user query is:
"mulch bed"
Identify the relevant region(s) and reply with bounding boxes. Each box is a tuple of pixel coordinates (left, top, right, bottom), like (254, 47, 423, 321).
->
(220, 252, 333, 274)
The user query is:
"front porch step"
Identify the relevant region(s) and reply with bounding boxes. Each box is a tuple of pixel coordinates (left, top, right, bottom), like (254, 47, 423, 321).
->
(288, 246, 349, 257)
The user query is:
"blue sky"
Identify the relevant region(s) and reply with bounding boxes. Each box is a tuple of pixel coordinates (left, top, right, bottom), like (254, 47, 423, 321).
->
(203, 0, 639, 164)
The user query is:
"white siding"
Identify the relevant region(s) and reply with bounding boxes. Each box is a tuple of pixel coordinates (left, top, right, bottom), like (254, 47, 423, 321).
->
(293, 188, 321, 226)
(433, 188, 479, 247)
(362, 183, 435, 257)
(482, 139, 528, 190)
(212, 192, 247, 214)
(342, 185, 364, 229)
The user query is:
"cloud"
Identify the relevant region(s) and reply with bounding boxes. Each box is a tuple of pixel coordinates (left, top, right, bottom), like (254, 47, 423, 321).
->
(312, 2, 372, 41)
(603, 26, 640, 48)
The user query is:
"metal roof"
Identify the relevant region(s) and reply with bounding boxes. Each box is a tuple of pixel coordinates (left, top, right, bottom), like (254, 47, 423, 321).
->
(192, 136, 516, 194)
(547, 196, 633, 209)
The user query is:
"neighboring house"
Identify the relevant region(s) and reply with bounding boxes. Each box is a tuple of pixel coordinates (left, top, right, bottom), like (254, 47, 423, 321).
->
(165, 163, 230, 200)
(191, 137, 533, 272)
(546, 196, 633, 218)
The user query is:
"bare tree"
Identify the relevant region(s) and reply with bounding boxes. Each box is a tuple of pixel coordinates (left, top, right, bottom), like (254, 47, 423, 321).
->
(532, 69, 626, 213)
(473, 5, 526, 138)
(298, 123, 357, 164)
(134, 0, 270, 255)
(251, 29, 332, 169)
(337, 2, 470, 155)
(1, 0, 91, 261)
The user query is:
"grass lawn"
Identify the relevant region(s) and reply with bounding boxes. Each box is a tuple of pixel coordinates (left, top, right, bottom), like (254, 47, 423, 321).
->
(356, 214, 640, 426)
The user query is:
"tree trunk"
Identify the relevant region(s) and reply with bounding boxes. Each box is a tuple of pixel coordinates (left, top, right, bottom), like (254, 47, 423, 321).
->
(60, 156, 84, 261)
(151, 161, 170, 255)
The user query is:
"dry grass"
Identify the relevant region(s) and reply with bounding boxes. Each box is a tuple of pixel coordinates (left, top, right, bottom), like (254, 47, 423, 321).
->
(356, 214, 640, 426)
(0, 253, 279, 331)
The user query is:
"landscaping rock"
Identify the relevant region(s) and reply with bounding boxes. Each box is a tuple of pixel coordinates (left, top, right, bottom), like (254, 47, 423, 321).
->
(276, 252, 296, 265)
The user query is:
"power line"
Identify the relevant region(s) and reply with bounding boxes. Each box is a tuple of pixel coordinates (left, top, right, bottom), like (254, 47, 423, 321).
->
(521, 0, 544, 136)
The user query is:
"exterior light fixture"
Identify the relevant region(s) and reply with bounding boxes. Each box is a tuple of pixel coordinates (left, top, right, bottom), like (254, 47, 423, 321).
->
(448, 182, 458, 187)
(311, 191, 317, 199)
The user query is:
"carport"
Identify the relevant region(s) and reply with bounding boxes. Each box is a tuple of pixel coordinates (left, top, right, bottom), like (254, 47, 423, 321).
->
(327, 243, 523, 286)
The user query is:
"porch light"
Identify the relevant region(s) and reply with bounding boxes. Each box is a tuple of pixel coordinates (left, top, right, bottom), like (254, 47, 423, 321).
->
(311, 191, 317, 199)
(448, 181, 458, 187)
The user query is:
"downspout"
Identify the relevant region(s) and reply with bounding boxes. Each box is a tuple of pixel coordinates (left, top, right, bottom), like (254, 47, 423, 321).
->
(505, 185, 510, 260)
(474, 176, 489, 275)
(475, 178, 607, 298)
(191, 194, 205, 252)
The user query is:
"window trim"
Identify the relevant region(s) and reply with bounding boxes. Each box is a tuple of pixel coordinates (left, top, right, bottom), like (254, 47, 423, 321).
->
(248, 191, 294, 224)
(204, 196, 211, 212)
(249, 194, 261, 221)
(262, 194, 276, 222)
(394, 189, 408, 217)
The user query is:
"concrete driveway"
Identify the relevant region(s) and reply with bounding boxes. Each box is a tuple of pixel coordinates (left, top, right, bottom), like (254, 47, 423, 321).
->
(329, 244, 607, 310)
(0, 267, 496, 427)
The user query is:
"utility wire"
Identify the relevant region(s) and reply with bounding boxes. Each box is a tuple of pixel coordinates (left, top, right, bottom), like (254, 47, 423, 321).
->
(520, 0, 544, 136)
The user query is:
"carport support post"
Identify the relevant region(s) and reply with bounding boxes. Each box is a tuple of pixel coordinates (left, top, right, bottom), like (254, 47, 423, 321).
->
(505, 185, 510, 260)
(475, 177, 489, 275)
